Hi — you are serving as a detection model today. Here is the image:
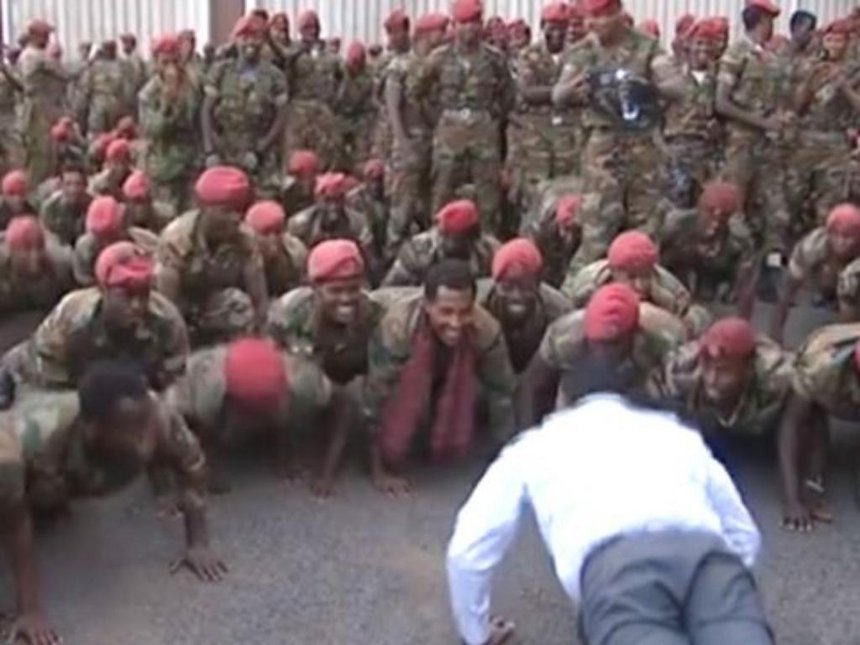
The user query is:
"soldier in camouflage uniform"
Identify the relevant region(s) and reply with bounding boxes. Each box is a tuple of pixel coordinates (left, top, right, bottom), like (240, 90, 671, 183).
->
(564, 230, 710, 336)
(119, 33, 148, 116)
(139, 34, 201, 214)
(0, 170, 35, 229)
(88, 138, 132, 200)
(336, 42, 377, 172)
(508, 3, 581, 213)
(287, 173, 373, 252)
(382, 199, 499, 286)
(155, 166, 268, 345)
(202, 17, 288, 195)
(76, 40, 125, 137)
(0, 361, 224, 645)
(282, 10, 344, 170)
(365, 260, 516, 495)
(411, 0, 514, 231)
(244, 200, 308, 297)
(281, 150, 320, 216)
(346, 159, 389, 274)
(39, 162, 92, 246)
(121, 169, 176, 232)
(0, 58, 23, 175)
(369, 10, 412, 165)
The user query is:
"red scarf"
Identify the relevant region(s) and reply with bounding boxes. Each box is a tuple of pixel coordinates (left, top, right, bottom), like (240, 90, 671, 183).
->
(378, 318, 477, 465)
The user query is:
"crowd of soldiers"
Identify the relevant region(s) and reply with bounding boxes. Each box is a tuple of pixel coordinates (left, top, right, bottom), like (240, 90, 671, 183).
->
(3, 0, 860, 642)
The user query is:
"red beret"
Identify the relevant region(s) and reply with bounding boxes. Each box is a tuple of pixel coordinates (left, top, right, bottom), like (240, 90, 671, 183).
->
(315, 173, 350, 199)
(715, 16, 730, 34)
(385, 9, 410, 32)
(824, 18, 854, 36)
(105, 139, 130, 163)
(152, 34, 181, 58)
(363, 159, 385, 181)
(195, 166, 252, 209)
(452, 0, 483, 24)
(746, 0, 780, 17)
(556, 194, 583, 227)
(307, 239, 365, 283)
(582, 0, 622, 18)
(346, 41, 366, 67)
(224, 337, 288, 408)
(607, 231, 658, 272)
(675, 13, 696, 37)
(688, 18, 726, 43)
(89, 133, 116, 163)
(2, 170, 28, 197)
(584, 283, 641, 342)
(542, 2, 570, 24)
(435, 199, 479, 234)
(5, 216, 44, 251)
(123, 169, 151, 201)
(492, 238, 544, 280)
(27, 20, 53, 36)
(288, 150, 320, 176)
(86, 196, 125, 239)
(638, 19, 660, 38)
(94, 241, 154, 289)
(826, 204, 860, 238)
(699, 181, 741, 219)
(298, 9, 320, 29)
(700, 317, 757, 361)
(245, 200, 286, 235)
(415, 13, 450, 34)
(232, 15, 264, 39)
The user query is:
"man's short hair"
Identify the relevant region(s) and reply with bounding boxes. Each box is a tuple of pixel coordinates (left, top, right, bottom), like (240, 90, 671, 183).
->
(424, 259, 477, 301)
(790, 10, 817, 32)
(78, 360, 148, 423)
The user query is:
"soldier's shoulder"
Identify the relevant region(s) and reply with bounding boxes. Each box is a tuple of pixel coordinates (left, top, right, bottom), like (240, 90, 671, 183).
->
(378, 291, 423, 337)
(128, 227, 160, 253)
(539, 283, 573, 318)
(271, 286, 315, 317)
(50, 287, 102, 322)
(403, 229, 436, 254)
(660, 207, 697, 239)
(138, 76, 160, 101)
(148, 290, 186, 323)
(160, 210, 199, 242)
(370, 286, 423, 311)
(722, 40, 752, 63)
(638, 302, 688, 348)
(799, 322, 860, 359)
(472, 302, 503, 352)
(544, 309, 588, 355)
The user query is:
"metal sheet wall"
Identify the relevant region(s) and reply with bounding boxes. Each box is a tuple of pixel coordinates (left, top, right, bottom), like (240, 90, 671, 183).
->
(4, 0, 211, 55)
(247, 0, 856, 46)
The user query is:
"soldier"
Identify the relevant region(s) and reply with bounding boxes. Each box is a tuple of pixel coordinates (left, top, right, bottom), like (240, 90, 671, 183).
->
(783, 10, 819, 63)
(43, 117, 86, 192)
(517, 283, 687, 426)
(480, 238, 571, 373)
(0, 55, 23, 175)
(121, 169, 176, 231)
(281, 10, 343, 169)
(327, 38, 342, 58)
(347, 159, 389, 271)
(0, 170, 35, 228)
(287, 172, 373, 252)
(715, 1, 793, 301)
(178, 29, 204, 84)
(383, 12, 447, 261)
(566, 3, 588, 46)
(485, 16, 510, 54)
(508, 3, 581, 213)
(0, 361, 225, 645)
(369, 9, 411, 164)
(88, 138, 132, 199)
(412, 0, 514, 230)
(202, 17, 288, 195)
(0, 216, 72, 314)
(507, 19, 532, 53)
(4, 241, 187, 394)
(659, 180, 757, 312)
(76, 40, 125, 137)
(119, 33, 148, 114)
(72, 195, 158, 286)
(520, 192, 586, 287)
(770, 204, 860, 343)
(366, 259, 516, 496)
(267, 12, 292, 56)
(552, 0, 682, 269)
(382, 199, 499, 287)
(244, 200, 308, 296)
(564, 230, 710, 335)
(281, 149, 320, 216)
(18, 20, 70, 184)
(156, 166, 268, 344)
(39, 162, 92, 246)
(336, 42, 376, 172)
(139, 34, 201, 214)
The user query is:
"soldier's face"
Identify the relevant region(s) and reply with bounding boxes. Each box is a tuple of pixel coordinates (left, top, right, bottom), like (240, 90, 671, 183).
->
(543, 23, 566, 53)
(424, 286, 476, 347)
(9, 245, 45, 275)
(791, 18, 815, 48)
(823, 34, 849, 60)
(587, 11, 625, 44)
(319, 198, 345, 225)
(202, 205, 243, 242)
(88, 396, 158, 467)
(828, 229, 860, 260)
(441, 229, 478, 259)
(496, 275, 539, 323)
(121, 40, 135, 55)
(102, 285, 150, 329)
(456, 20, 482, 46)
(689, 38, 711, 68)
(387, 27, 410, 52)
(61, 171, 86, 202)
(238, 34, 262, 61)
(315, 276, 363, 325)
(301, 23, 321, 43)
(568, 17, 587, 43)
(701, 355, 750, 406)
(610, 267, 652, 299)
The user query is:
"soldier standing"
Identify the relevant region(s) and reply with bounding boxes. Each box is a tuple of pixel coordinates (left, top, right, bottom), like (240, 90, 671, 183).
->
(369, 10, 412, 164)
(0, 56, 23, 175)
(336, 42, 377, 172)
(77, 40, 125, 137)
(119, 33, 148, 116)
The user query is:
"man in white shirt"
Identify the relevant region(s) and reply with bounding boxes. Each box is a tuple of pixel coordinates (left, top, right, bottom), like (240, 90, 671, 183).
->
(446, 363, 771, 645)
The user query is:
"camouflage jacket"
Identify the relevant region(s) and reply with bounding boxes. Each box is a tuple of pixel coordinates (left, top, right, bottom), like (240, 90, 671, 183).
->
(383, 51, 435, 132)
(788, 227, 851, 293)
(0, 389, 203, 513)
(279, 175, 315, 217)
(513, 42, 575, 119)
(139, 75, 201, 183)
(19, 46, 68, 118)
(286, 204, 373, 252)
(382, 228, 500, 287)
(837, 257, 860, 315)
(793, 323, 860, 419)
(794, 58, 859, 134)
(663, 65, 717, 139)
(72, 226, 159, 287)
(40, 191, 92, 246)
(267, 286, 385, 384)
(255, 232, 308, 297)
(0, 234, 73, 313)
(77, 59, 124, 111)
(337, 68, 375, 120)
(285, 43, 343, 104)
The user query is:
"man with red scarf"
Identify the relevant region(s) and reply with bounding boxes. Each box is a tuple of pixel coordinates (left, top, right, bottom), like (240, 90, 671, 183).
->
(366, 259, 516, 496)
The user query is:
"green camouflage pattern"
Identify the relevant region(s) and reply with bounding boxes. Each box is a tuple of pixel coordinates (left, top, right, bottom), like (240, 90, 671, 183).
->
(77, 58, 126, 135)
(792, 322, 860, 420)
(39, 191, 91, 246)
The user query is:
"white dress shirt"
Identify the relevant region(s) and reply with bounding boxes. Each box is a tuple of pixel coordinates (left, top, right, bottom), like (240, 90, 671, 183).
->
(446, 394, 761, 645)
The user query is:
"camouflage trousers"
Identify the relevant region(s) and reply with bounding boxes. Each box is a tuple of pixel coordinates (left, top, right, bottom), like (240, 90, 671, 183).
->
(339, 113, 375, 174)
(370, 112, 393, 161)
(87, 98, 125, 137)
(186, 288, 255, 346)
(20, 101, 63, 185)
(720, 129, 791, 254)
(385, 127, 433, 261)
(283, 100, 342, 171)
(431, 110, 503, 233)
(663, 135, 720, 209)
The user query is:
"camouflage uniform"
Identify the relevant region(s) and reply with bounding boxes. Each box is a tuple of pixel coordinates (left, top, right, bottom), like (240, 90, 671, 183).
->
(77, 56, 125, 135)
(279, 175, 315, 217)
(282, 44, 343, 169)
(88, 167, 129, 200)
(0, 68, 23, 174)
(563, 258, 711, 335)
(336, 66, 376, 171)
(718, 39, 792, 254)
(477, 278, 571, 373)
(412, 42, 514, 231)
(382, 227, 500, 287)
(255, 231, 308, 297)
(346, 184, 389, 267)
(39, 190, 92, 246)
(787, 226, 856, 300)
(0, 389, 204, 515)
(155, 210, 263, 343)
(0, 234, 73, 313)
(508, 42, 581, 209)
(792, 323, 860, 421)
(120, 52, 148, 115)
(6, 286, 187, 390)
(0, 198, 36, 231)
(651, 335, 794, 436)
(267, 286, 385, 385)
(138, 74, 201, 214)
(125, 199, 177, 232)
(286, 203, 373, 252)
(72, 226, 159, 286)
(364, 290, 517, 442)
(370, 51, 396, 161)
(837, 257, 860, 319)
(204, 58, 288, 191)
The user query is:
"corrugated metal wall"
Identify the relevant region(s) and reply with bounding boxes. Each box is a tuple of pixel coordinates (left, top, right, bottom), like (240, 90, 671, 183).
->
(4, 0, 211, 54)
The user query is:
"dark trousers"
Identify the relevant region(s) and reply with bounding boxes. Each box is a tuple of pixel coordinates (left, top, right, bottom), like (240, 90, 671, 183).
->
(578, 531, 773, 645)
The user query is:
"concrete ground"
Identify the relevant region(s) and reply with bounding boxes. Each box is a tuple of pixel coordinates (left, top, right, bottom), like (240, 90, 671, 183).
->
(1, 301, 860, 645)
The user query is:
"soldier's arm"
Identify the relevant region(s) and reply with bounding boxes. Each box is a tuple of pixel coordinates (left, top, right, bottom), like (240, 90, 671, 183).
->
(551, 56, 589, 108)
(156, 304, 190, 391)
(381, 244, 421, 286)
(777, 391, 816, 531)
(410, 49, 440, 101)
(0, 60, 23, 93)
(71, 237, 96, 287)
(516, 52, 552, 105)
(30, 298, 76, 387)
(651, 52, 686, 101)
(715, 50, 773, 131)
(477, 331, 518, 446)
(385, 66, 409, 144)
(312, 384, 354, 498)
